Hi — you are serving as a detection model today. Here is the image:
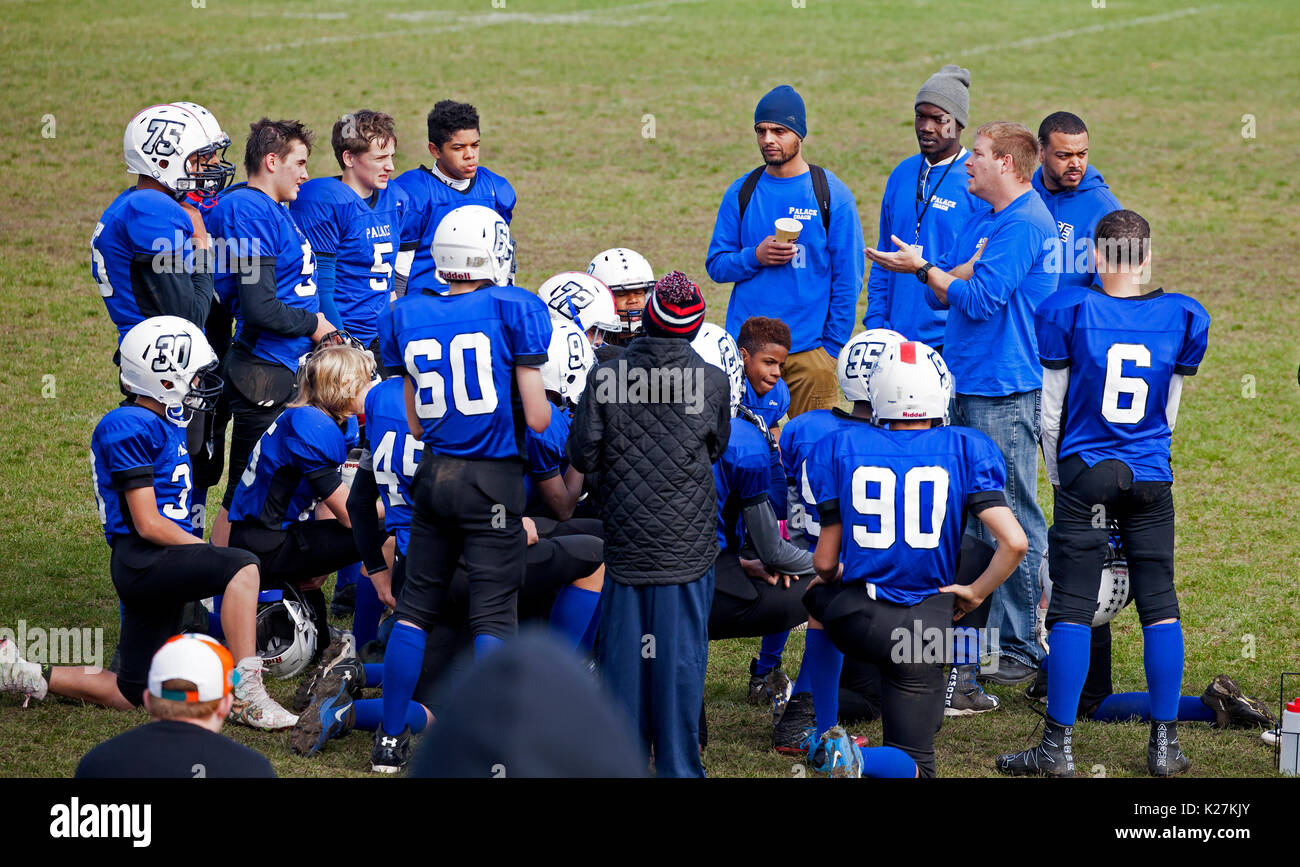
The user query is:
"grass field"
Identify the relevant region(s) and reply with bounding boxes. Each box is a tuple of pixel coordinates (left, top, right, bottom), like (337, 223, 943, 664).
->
(1, 0, 1297, 780)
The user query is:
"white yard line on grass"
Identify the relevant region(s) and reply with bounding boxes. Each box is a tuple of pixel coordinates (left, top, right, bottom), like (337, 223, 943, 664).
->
(954, 5, 1219, 59)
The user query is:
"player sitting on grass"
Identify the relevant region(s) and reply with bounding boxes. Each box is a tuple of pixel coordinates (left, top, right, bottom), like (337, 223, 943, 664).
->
(0, 317, 294, 729)
(997, 209, 1211, 778)
(803, 341, 1028, 777)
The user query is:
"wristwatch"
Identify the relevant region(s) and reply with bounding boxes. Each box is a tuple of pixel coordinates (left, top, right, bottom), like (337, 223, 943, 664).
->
(915, 262, 934, 284)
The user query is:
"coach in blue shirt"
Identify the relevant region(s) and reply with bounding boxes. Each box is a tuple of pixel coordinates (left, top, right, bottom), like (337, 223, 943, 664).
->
(863, 65, 980, 351)
(706, 85, 865, 418)
(1032, 111, 1123, 293)
(865, 122, 1056, 683)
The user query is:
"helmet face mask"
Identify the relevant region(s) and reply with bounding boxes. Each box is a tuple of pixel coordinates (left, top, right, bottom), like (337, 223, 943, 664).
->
(691, 323, 744, 416)
(119, 316, 222, 426)
(432, 205, 514, 287)
(255, 587, 318, 679)
(124, 102, 234, 199)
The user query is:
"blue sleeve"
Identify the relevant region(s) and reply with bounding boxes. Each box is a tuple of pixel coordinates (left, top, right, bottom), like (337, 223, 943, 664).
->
(937, 209, 981, 272)
(1175, 301, 1211, 375)
(392, 186, 418, 251)
(945, 218, 1043, 322)
(863, 176, 893, 330)
(805, 437, 838, 513)
(290, 194, 341, 256)
(733, 448, 771, 506)
(103, 423, 160, 488)
(526, 428, 562, 480)
(705, 178, 762, 285)
(1034, 296, 1075, 369)
(495, 176, 517, 224)
(781, 433, 800, 484)
(288, 413, 346, 474)
(774, 379, 790, 420)
(315, 256, 340, 327)
(378, 306, 402, 371)
(967, 431, 1008, 496)
(504, 292, 552, 365)
(822, 178, 866, 356)
(393, 177, 426, 247)
(125, 196, 192, 258)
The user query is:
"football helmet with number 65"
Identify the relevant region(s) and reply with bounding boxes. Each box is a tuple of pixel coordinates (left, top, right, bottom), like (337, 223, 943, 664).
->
(119, 316, 222, 426)
(541, 319, 596, 407)
(432, 205, 514, 287)
(124, 102, 235, 198)
(868, 340, 954, 425)
(837, 328, 906, 404)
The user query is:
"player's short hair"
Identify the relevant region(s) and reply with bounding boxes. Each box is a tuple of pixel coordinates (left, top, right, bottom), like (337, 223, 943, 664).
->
(974, 121, 1039, 183)
(738, 316, 792, 354)
(427, 100, 480, 148)
(148, 679, 223, 721)
(291, 344, 375, 422)
(1094, 209, 1151, 270)
(1038, 111, 1089, 145)
(244, 118, 315, 177)
(332, 110, 397, 170)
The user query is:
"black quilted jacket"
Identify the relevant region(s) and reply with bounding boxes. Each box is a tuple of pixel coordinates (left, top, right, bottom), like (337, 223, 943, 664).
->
(567, 336, 732, 585)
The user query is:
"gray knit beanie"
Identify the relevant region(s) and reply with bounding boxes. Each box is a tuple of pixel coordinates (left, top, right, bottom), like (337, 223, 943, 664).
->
(915, 65, 971, 129)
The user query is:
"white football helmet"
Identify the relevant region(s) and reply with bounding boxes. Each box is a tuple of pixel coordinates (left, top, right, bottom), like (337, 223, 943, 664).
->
(837, 329, 906, 404)
(587, 248, 655, 336)
(256, 587, 318, 679)
(538, 272, 620, 340)
(432, 205, 514, 287)
(119, 316, 222, 426)
(541, 319, 596, 406)
(124, 102, 234, 197)
(868, 341, 954, 426)
(691, 322, 744, 415)
(1037, 544, 1133, 651)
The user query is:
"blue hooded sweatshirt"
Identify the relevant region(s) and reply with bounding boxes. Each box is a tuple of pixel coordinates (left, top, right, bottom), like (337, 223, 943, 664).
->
(1031, 164, 1122, 293)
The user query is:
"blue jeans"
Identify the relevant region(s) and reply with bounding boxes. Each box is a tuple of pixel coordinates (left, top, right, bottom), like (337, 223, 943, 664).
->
(597, 569, 714, 778)
(953, 391, 1047, 667)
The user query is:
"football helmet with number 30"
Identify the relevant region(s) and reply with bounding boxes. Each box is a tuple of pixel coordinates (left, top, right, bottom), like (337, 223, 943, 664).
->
(124, 102, 234, 198)
(836, 328, 906, 403)
(432, 205, 514, 287)
(691, 322, 744, 416)
(119, 316, 222, 426)
(541, 319, 596, 406)
(868, 340, 954, 425)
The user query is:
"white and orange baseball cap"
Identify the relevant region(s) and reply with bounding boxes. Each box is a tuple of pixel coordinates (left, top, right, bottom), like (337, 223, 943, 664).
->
(147, 634, 238, 702)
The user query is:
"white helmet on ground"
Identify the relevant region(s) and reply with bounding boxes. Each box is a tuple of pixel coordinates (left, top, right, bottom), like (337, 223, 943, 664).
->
(119, 316, 222, 426)
(432, 205, 514, 287)
(837, 329, 906, 404)
(541, 319, 596, 406)
(123, 102, 234, 197)
(1037, 544, 1133, 651)
(868, 340, 954, 425)
(256, 587, 318, 679)
(587, 247, 655, 336)
(691, 322, 744, 415)
(538, 272, 620, 339)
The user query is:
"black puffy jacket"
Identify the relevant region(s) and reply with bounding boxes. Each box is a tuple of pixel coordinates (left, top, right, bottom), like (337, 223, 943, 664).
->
(567, 336, 731, 585)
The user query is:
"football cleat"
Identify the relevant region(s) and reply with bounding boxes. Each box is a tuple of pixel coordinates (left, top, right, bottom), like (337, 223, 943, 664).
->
(944, 664, 1000, 716)
(807, 726, 863, 778)
(766, 668, 794, 723)
(995, 719, 1075, 777)
(291, 632, 356, 713)
(0, 638, 47, 707)
(1200, 674, 1277, 730)
(1262, 728, 1279, 747)
(228, 658, 298, 731)
(773, 691, 816, 754)
(329, 582, 357, 618)
(1024, 666, 1048, 703)
(290, 676, 356, 757)
(371, 726, 412, 774)
(1148, 720, 1191, 777)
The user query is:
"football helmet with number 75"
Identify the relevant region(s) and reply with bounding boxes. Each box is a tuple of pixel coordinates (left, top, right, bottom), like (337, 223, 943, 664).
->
(124, 102, 234, 198)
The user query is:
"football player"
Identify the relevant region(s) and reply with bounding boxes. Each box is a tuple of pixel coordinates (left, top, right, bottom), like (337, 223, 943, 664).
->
(289, 110, 409, 356)
(997, 209, 1211, 777)
(804, 341, 1028, 777)
(538, 271, 621, 351)
(392, 100, 516, 297)
(587, 247, 655, 354)
(205, 119, 334, 549)
(372, 204, 551, 772)
(0, 317, 294, 729)
(527, 319, 595, 521)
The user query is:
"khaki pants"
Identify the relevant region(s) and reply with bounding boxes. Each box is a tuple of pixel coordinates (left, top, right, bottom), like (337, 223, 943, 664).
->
(783, 347, 839, 418)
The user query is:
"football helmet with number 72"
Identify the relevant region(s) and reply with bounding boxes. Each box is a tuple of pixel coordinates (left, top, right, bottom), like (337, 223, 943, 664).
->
(119, 316, 222, 426)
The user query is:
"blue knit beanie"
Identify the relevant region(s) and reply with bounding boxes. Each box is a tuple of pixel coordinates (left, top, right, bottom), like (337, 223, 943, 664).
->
(754, 85, 807, 139)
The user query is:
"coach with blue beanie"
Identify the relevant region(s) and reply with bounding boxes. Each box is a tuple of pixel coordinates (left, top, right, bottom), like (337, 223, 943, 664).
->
(707, 85, 866, 418)
(866, 122, 1056, 684)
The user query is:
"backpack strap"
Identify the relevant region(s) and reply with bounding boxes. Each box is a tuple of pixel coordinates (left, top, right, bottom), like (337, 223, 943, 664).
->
(737, 164, 832, 233)
(736, 166, 766, 229)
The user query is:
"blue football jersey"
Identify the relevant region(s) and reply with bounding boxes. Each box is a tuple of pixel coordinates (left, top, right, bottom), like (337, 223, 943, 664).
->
(289, 177, 409, 343)
(227, 406, 346, 530)
(92, 188, 195, 342)
(713, 419, 773, 552)
(90, 404, 194, 544)
(525, 402, 571, 508)
(206, 183, 319, 371)
(378, 286, 551, 460)
(806, 422, 1006, 605)
(392, 165, 516, 294)
(742, 377, 790, 430)
(1035, 286, 1210, 482)
(780, 408, 858, 552)
(364, 378, 424, 556)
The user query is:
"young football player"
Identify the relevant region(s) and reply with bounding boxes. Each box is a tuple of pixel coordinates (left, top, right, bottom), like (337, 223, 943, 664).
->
(586, 247, 656, 353)
(206, 119, 334, 549)
(804, 341, 1028, 777)
(538, 271, 621, 350)
(527, 319, 595, 521)
(392, 100, 516, 297)
(289, 110, 408, 356)
(997, 209, 1211, 777)
(0, 317, 295, 729)
(371, 204, 551, 772)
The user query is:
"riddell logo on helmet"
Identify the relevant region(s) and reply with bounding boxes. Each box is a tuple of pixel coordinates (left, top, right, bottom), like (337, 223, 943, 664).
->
(902, 410, 926, 417)
(440, 270, 473, 281)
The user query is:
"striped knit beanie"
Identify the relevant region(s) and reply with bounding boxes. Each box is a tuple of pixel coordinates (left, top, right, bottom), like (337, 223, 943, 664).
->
(644, 271, 706, 340)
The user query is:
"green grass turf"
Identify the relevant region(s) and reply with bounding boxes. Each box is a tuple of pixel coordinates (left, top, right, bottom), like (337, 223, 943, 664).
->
(1, 0, 1297, 779)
